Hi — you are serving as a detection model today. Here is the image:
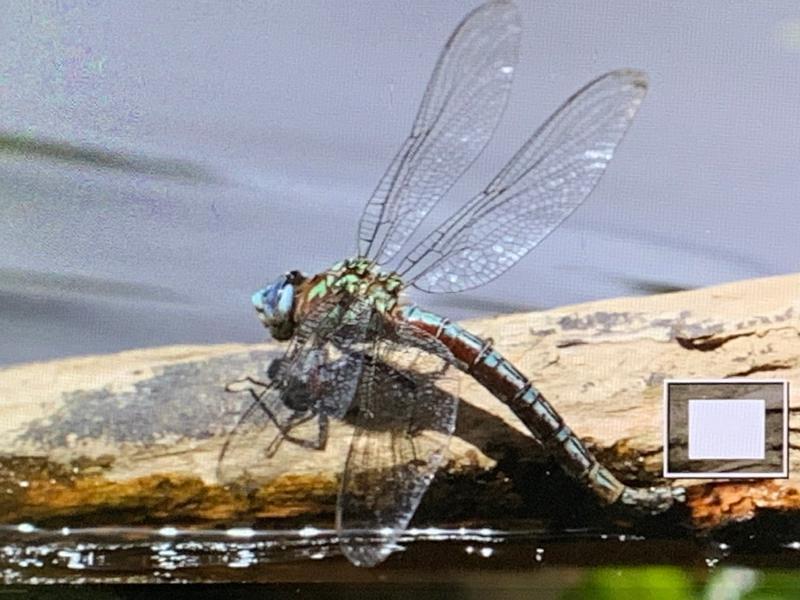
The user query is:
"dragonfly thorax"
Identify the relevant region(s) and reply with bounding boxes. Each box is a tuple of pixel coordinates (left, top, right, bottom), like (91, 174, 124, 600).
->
(302, 257, 404, 314)
(252, 258, 404, 342)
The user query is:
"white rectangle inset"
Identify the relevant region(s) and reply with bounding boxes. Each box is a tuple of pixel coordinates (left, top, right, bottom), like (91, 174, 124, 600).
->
(688, 399, 765, 460)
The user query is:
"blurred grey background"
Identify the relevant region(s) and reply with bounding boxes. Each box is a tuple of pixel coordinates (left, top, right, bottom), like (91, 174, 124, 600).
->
(0, 1, 798, 365)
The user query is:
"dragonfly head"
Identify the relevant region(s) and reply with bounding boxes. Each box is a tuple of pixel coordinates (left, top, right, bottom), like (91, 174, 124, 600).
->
(252, 271, 305, 341)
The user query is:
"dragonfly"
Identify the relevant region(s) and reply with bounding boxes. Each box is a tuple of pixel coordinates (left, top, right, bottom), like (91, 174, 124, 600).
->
(219, 0, 683, 567)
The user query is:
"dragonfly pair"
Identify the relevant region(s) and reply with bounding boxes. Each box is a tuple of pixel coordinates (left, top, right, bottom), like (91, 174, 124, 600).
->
(219, 0, 683, 567)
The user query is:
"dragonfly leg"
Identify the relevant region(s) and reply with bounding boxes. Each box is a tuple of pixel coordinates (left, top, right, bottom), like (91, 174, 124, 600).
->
(226, 377, 328, 454)
(225, 360, 280, 389)
(225, 375, 270, 395)
(268, 412, 329, 454)
(315, 413, 330, 451)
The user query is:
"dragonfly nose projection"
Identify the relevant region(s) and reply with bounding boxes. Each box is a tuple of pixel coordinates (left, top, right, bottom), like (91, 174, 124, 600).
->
(219, 0, 684, 567)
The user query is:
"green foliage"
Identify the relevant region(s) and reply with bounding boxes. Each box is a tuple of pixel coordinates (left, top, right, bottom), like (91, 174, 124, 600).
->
(564, 567, 800, 600)
(564, 567, 695, 600)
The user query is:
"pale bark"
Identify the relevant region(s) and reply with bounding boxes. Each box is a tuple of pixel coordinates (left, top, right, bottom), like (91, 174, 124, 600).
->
(0, 273, 797, 529)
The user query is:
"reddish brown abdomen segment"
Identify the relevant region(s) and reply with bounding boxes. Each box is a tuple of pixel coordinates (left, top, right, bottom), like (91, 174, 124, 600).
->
(400, 304, 682, 513)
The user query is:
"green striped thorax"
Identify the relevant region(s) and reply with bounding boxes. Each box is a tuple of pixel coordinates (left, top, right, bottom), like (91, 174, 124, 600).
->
(251, 257, 404, 341)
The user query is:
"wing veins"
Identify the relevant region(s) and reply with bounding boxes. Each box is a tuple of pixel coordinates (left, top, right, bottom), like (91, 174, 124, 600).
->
(357, 1, 520, 264)
(396, 69, 648, 292)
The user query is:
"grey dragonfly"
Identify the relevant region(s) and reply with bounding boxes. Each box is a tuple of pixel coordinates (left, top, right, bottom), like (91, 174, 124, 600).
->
(219, 0, 683, 567)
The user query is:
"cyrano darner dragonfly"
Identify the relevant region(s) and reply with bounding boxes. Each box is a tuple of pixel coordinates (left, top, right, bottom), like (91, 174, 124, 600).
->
(220, 0, 684, 567)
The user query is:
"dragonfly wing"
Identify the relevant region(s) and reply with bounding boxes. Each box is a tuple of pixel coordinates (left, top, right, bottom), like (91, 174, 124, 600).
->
(217, 295, 373, 484)
(336, 316, 459, 567)
(358, 0, 520, 265)
(401, 69, 649, 292)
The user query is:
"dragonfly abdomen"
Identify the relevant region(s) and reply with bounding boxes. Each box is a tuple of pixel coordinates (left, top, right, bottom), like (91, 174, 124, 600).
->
(401, 304, 650, 507)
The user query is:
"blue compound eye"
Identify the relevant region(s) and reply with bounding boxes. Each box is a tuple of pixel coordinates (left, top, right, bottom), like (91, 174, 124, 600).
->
(251, 289, 267, 312)
(252, 273, 298, 340)
(276, 282, 294, 316)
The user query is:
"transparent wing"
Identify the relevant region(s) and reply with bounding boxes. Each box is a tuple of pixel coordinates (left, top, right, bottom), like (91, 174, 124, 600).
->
(216, 295, 373, 484)
(358, 0, 520, 265)
(399, 69, 648, 293)
(336, 315, 459, 567)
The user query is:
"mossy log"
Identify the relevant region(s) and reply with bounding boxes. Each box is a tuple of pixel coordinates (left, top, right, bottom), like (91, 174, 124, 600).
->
(0, 273, 797, 533)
